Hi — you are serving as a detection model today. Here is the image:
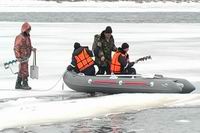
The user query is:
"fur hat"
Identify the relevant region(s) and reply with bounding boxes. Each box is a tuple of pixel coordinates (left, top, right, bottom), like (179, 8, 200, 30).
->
(104, 26, 112, 33)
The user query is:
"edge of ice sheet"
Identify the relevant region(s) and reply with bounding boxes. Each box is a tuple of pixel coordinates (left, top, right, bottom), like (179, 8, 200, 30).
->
(0, 93, 200, 130)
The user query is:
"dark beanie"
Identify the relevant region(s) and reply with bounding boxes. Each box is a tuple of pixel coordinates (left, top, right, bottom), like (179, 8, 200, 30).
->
(104, 26, 112, 33)
(121, 43, 129, 50)
(74, 42, 81, 49)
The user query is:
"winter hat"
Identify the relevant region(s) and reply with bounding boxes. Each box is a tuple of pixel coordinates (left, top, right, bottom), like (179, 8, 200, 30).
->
(21, 22, 31, 33)
(74, 42, 81, 49)
(104, 26, 112, 33)
(121, 43, 129, 50)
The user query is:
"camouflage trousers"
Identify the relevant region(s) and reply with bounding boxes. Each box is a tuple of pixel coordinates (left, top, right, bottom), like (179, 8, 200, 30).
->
(18, 62, 29, 79)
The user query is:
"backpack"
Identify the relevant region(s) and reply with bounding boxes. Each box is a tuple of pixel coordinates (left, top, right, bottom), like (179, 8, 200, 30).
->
(92, 34, 100, 52)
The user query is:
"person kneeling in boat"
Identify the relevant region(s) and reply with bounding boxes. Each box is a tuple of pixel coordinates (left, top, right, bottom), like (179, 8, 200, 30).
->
(111, 43, 136, 75)
(67, 42, 96, 76)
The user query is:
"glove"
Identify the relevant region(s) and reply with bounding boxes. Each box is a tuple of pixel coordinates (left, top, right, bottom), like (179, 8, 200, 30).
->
(17, 57, 29, 63)
(97, 42, 102, 47)
(67, 65, 73, 71)
(100, 56, 105, 61)
(32, 48, 37, 52)
(128, 62, 135, 68)
(17, 58, 23, 62)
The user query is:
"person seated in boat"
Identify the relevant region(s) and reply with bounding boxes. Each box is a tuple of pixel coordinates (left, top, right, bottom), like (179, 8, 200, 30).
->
(111, 43, 136, 75)
(67, 42, 96, 76)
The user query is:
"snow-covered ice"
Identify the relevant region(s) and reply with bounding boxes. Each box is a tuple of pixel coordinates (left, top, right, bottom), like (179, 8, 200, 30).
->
(1, 22, 200, 90)
(0, 22, 200, 129)
(0, 0, 200, 131)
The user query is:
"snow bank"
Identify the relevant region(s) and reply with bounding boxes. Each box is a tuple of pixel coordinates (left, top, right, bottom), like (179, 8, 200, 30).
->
(0, 93, 200, 130)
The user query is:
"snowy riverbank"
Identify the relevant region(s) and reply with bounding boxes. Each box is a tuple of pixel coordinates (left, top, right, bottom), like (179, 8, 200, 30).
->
(1, 0, 200, 12)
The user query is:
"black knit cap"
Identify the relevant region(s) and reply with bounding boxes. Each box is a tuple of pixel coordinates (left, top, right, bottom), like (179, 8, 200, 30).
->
(104, 26, 112, 33)
(121, 43, 129, 50)
(74, 42, 81, 49)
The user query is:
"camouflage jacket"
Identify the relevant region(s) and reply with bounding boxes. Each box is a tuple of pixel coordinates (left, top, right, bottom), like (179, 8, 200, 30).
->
(94, 35, 117, 67)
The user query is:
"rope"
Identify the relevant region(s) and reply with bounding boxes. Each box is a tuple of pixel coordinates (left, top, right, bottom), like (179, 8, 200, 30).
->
(2, 68, 66, 91)
(9, 67, 18, 75)
(39, 74, 64, 91)
(29, 70, 67, 91)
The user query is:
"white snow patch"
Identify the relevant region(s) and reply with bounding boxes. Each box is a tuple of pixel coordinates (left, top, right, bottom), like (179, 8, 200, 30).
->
(175, 119, 191, 123)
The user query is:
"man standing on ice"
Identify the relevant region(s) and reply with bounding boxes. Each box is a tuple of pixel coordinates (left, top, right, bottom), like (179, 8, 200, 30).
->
(14, 22, 36, 90)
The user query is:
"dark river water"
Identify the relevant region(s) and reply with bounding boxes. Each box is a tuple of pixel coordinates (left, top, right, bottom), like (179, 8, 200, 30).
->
(1, 12, 200, 23)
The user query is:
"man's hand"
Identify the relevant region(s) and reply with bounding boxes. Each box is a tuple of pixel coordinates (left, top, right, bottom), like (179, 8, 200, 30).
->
(128, 62, 135, 68)
(101, 56, 105, 61)
(17, 58, 28, 63)
(97, 42, 102, 47)
(67, 65, 73, 71)
(32, 48, 37, 52)
(17, 58, 23, 62)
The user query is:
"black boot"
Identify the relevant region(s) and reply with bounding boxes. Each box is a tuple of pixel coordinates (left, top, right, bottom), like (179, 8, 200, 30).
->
(22, 78, 31, 90)
(15, 76, 22, 89)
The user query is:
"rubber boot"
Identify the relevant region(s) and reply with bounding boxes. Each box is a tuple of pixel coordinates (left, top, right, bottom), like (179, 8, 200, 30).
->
(22, 78, 31, 90)
(15, 76, 22, 89)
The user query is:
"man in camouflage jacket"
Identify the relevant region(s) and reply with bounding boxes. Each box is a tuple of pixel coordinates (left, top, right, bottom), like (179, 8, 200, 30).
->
(93, 26, 117, 74)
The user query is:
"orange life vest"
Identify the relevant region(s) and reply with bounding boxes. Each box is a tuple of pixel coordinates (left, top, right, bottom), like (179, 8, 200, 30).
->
(111, 52, 124, 74)
(74, 48, 94, 72)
